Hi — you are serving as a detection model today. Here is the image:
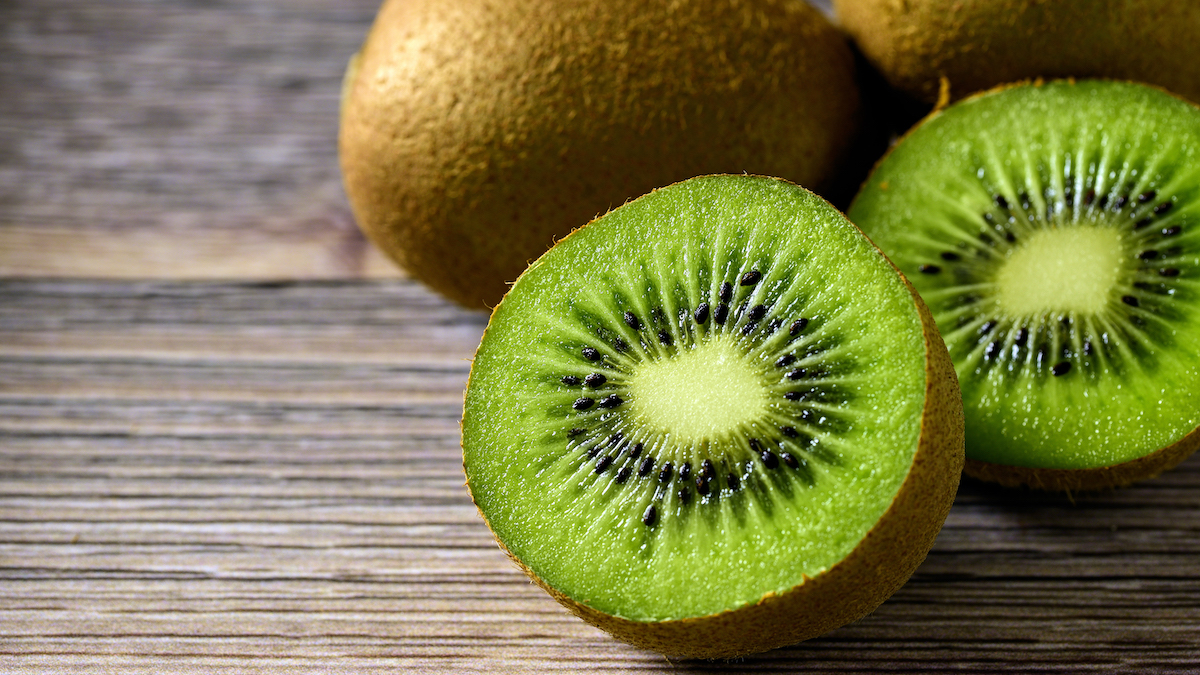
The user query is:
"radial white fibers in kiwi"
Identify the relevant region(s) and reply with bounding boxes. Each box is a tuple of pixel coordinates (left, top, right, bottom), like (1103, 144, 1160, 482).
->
(462, 175, 963, 658)
(849, 80, 1200, 490)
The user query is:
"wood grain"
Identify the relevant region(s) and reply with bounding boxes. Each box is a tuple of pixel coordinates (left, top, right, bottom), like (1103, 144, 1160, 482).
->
(0, 0, 399, 279)
(2, 280, 1200, 673)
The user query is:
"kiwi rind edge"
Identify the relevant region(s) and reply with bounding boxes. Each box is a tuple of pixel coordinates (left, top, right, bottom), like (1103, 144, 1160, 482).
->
(848, 78, 1200, 492)
(964, 425, 1200, 493)
(462, 195, 965, 659)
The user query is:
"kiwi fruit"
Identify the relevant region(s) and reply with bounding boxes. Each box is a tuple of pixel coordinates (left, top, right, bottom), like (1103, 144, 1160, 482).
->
(461, 175, 964, 658)
(847, 80, 1200, 491)
(832, 0, 1200, 104)
(339, 0, 861, 309)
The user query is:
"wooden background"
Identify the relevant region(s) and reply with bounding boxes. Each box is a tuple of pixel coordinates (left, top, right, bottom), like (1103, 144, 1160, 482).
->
(2, 0, 1199, 672)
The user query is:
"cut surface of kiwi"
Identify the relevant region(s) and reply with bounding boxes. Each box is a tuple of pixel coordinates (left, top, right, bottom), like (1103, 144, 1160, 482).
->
(848, 80, 1200, 489)
(462, 175, 963, 657)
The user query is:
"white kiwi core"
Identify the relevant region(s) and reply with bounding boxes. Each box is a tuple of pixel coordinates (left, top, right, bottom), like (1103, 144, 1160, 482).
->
(995, 225, 1127, 316)
(627, 334, 767, 443)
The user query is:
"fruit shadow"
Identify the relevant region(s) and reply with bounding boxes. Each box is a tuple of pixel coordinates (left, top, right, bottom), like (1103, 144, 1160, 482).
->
(821, 44, 931, 213)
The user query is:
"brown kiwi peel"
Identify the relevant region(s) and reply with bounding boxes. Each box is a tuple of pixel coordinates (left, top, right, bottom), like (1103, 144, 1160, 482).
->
(340, 0, 861, 309)
(833, 0, 1200, 105)
(965, 426, 1200, 493)
(465, 264, 965, 659)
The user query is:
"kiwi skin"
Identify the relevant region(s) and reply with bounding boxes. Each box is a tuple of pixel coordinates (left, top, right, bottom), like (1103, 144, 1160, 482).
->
(965, 428, 1200, 493)
(462, 185, 965, 659)
(832, 0, 1200, 104)
(340, 0, 860, 309)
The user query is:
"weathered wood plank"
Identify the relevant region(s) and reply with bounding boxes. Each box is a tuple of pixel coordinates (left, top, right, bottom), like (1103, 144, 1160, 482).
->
(0, 0, 398, 279)
(2, 280, 1200, 674)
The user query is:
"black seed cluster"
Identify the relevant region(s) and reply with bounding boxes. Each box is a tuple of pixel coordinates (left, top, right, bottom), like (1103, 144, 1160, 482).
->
(923, 183, 1181, 280)
(918, 176, 1190, 379)
(552, 262, 858, 530)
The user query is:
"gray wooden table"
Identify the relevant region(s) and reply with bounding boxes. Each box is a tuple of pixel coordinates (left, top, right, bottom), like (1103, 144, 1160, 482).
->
(2, 1, 1199, 672)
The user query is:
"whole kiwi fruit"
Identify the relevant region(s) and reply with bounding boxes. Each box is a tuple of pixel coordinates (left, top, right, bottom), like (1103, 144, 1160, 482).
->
(832, 0, 1200, 104)
(462, 175, 963, 657)
(847, 80, 1200, 491)
(340, 0, 860, 309)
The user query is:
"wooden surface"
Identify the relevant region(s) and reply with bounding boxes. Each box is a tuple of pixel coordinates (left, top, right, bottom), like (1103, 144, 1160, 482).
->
(3, 279, 1200, 673)
(3, 0, 1200, 673)
(0, 0, 398, 280)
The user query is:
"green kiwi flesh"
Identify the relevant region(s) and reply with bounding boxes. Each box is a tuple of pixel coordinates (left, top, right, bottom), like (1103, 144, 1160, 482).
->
(848, 80, 1200, 487)
(462, 175, 963, 657)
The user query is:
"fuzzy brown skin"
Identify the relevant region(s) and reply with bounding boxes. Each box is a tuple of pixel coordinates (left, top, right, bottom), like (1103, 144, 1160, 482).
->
(832, 0, 1200, 104)
(340, 0, 860, 309)
(466, 257, 965, 659)
(965, 426, 1200, 493)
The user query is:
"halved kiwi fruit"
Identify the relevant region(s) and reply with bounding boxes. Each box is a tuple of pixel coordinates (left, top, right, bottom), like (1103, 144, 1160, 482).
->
(848, 80, 1200, 491)
(462, 175, 963, 658)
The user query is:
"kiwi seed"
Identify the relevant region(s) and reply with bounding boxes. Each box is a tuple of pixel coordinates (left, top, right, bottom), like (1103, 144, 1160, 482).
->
(657, 462, 673, 483)
(678, 462, 692, 483)
(637, 456, 654, 476)
(760, 449, 779, 469)
(642, 505, 657, 527)
(713, 303, 729, 325)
